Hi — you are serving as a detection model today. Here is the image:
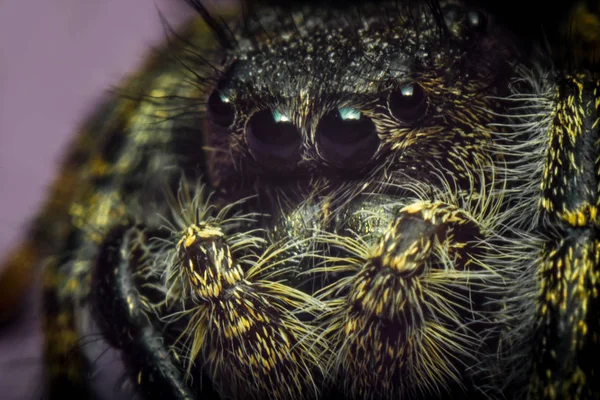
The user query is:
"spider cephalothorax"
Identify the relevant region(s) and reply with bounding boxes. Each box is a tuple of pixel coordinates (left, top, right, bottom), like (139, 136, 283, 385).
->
(0, 0, 598, 399)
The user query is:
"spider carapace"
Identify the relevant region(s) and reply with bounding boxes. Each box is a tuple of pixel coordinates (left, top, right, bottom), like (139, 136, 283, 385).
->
(1, 0, 599, 399)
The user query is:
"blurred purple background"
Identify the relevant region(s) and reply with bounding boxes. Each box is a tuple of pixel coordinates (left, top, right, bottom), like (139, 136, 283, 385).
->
(0, 1, 230, 398)
(0, 0, 195, 265)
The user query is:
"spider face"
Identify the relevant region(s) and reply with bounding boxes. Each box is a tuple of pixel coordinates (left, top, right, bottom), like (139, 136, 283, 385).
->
(204, 3, 514, 186)
(1, 1, 598, 399)
(190, 8, 522, 398)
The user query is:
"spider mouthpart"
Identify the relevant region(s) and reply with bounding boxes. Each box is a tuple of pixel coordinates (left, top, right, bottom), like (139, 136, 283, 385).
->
(318, 199, 498, 398)
(316, 107, 379, 169)
(174, 218, 322, 399)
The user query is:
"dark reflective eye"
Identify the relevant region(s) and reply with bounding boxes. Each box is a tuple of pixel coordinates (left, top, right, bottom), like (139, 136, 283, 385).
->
(443, 5, 487, 35)
(207, 90, 235, 127)
(246, 109, 302, 167)
(466, 10, 487, 32)
(388, 83, 427, 123)
(316, 107, 379, 169)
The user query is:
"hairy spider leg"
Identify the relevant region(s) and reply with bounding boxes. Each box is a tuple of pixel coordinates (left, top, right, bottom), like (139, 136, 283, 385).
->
(531, 74, 600, 399)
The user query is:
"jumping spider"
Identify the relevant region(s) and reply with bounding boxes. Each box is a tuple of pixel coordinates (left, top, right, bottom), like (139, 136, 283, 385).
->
(1, 0, 599, 399)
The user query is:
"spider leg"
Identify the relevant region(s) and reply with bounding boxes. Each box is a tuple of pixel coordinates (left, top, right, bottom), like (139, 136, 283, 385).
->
(531, 74, 600, 399)
(43, 254, 91, 398)
(91, 223, 195, 400)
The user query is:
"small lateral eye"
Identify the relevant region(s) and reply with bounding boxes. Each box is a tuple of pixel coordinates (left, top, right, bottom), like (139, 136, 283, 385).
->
(207, 90, 235, 127)
(388, 83, 427, 123)
(466, 10, 487, 32)
(316, 107, 379, 169)
(246, 109, 302, 167)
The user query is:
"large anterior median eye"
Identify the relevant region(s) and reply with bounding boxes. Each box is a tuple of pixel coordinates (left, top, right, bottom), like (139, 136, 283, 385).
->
(316, 107, 379, 169)
(246, 109, 302, 167)
(388, 83, 428, 123)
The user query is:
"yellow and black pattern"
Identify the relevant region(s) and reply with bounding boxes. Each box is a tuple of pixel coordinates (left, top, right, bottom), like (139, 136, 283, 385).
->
(317, 198, 507, 399)
(530, 75, 600, 399)
(166, 189, 324, 399)
(0, 1, 599, 399)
